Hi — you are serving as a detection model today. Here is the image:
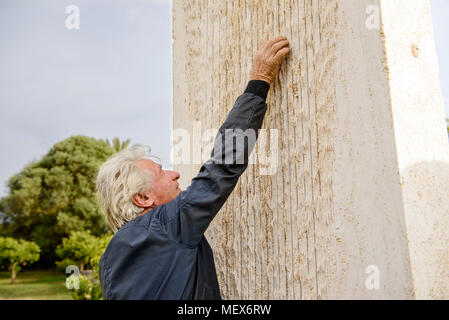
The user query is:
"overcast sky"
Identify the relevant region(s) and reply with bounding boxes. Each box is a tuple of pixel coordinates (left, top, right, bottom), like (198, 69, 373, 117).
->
(0, 0, 172, 197)
(0, 0, 448, 197)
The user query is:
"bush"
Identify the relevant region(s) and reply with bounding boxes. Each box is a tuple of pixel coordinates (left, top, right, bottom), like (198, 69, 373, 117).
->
(59, 231, 112, 300)
(66, 273, 102, 300)
(56, 230, 110, 272)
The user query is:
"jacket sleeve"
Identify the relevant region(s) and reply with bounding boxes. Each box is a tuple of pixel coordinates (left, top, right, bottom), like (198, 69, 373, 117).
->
(158, 80, 270, 247)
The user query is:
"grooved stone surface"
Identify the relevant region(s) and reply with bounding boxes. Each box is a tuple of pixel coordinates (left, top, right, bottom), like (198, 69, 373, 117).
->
(172, 0, 449, 299)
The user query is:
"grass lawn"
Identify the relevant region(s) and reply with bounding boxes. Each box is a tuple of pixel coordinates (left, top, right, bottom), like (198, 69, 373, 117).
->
(0, 269, 73, 300)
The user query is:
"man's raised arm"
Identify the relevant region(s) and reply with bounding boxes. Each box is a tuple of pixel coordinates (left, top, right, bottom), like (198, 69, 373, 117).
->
(160, 36, 290, 246)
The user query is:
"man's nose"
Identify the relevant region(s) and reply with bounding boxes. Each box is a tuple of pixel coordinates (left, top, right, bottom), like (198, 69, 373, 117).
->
(169, 170, 180, 180)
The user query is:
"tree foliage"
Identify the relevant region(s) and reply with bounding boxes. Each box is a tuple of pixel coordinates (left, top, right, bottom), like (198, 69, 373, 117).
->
(60, 230, 111, 300)
(0, 237, 40, 283)
(104, 137, 131, 153)
(55, 230, 111, 272)
(0, 135, 115, 266)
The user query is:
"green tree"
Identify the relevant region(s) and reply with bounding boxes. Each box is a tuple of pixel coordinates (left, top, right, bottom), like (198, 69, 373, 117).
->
(60, 231, 111, 300)
(0, 135, 115, 266)
(55, 230, 110, 272)
(0, 237, 40, 283)
(104, 137, 131, 152)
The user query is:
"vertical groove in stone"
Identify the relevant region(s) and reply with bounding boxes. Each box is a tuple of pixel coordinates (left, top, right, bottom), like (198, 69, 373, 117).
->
(312, 0, 320, 299)
(278, 0, 288, 300)
(309, 0, 320, 298)
(249, 0, 257, 299)
(299, 0, 311, 299)
(244, 0, 254, 300)
(289, 0, 300, 300)
(307, 0, 318, 300)
(203, 0, 211, 264)
(240, 2, 248, 299)
(269, 0, 282, 299)
(285, 0, 296, 300)
(262, 0, 272, 300)
(297, 0, 307, 300)
(175, 0, 337, 300)
(217, 0, 228, 297)
(219, 0, 230, 298)
(257, 0, 264, 299)
(227, 0, 238, 299)
(269, 0, 280, 300)
(232, 0, 244, 300)
(287, 0, 296, 300)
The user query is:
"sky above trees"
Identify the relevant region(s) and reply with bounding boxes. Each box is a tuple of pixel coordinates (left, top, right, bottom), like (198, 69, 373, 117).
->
(0, 0, 172, 197)
(0, 0, 448, 198)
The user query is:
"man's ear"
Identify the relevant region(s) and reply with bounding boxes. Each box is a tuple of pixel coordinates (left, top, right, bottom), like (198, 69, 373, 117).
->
(132, 193, 155, 208)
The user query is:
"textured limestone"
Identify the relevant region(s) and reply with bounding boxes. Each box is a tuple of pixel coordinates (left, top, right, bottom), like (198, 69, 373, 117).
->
(172, 0, 449, 299)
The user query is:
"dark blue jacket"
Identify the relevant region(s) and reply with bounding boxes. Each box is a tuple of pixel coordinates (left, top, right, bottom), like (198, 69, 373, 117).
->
(99, 80, 270, 300)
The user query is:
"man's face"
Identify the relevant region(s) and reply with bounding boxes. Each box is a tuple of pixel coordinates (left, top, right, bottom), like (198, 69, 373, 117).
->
(136, 159, 181, 206)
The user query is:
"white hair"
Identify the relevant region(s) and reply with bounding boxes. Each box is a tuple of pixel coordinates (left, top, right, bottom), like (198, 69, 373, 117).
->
(96, 144, 159, 233)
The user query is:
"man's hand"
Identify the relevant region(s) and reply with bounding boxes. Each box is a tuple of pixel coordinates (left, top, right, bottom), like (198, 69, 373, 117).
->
(250, 36, 290, 85)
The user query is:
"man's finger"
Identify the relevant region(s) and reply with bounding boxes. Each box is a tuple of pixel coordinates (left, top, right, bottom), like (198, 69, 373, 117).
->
(271, 40, 289, 55)
(263, 36, 287, 50)
(274, 46, 290, 61)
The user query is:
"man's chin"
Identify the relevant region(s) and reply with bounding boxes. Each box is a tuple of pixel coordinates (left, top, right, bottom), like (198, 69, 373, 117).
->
(173, 187, 181, 197)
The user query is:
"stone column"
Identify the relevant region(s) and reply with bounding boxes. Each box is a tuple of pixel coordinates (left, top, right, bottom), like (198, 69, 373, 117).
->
(172, 0, 449, 299)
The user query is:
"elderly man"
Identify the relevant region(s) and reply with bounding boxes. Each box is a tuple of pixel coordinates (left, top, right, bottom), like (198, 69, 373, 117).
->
(96, 36, 290, 300)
